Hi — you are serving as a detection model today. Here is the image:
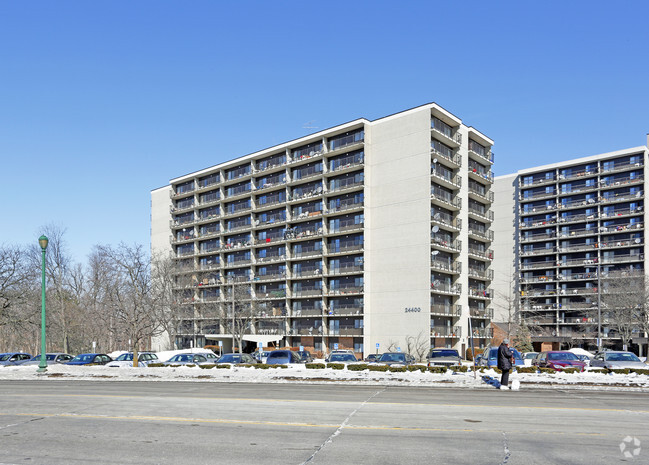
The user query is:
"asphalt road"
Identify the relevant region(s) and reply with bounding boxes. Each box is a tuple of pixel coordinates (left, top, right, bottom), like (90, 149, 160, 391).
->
(0, 381, 646, 465)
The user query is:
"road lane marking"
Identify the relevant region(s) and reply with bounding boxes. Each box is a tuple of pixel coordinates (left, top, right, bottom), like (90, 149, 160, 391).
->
(0, 412, 606, 436)
(3, 393, 648, 414)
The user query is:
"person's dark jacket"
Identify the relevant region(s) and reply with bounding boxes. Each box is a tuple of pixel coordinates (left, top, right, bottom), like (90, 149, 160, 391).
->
(497, 343, 513, 370)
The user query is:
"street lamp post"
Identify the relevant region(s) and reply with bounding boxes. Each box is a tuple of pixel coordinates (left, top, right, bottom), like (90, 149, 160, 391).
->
(37, 235, 48, 373)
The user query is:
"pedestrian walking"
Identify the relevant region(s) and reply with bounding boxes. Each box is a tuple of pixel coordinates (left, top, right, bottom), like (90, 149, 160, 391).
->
(497, 339, 514, 390)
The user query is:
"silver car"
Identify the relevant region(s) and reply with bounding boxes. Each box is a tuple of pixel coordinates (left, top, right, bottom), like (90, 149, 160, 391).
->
(106, 352, 159, 367)
(590, 351, 647, 370)
(19, 353, 74, 366)
(162, 353, 211, 366)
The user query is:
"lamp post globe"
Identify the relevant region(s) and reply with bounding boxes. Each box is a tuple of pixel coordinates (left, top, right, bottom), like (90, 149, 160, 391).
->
(37, 235, 48, 373)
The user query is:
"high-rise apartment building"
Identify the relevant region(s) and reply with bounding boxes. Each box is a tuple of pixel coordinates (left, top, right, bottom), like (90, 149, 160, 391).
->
(150, 103, 495, 357)
(493, 137, 649, 354)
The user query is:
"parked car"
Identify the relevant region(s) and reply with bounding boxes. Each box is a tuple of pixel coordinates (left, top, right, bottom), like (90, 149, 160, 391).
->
(427, 348, 461, 367)
(106, 352, 159, 367)
(297, 351, 313, 363)
(0, 352, 33, 366)
(162, 353, 211, 366)
(20, 353, 74, 366)
(196, 351, 219, 363)
(590, 351, 647, 370)
(364, 354, 380, 363)
(265, 350, 303, 364)
(327, 353, 358, 364)
(216, 353, 258, 365)
(533, 351, 586, 371)
(573, 354, 592, 366)
(252, 351, 271, 363)
(374, 352, 412, 366)
(479, 347, 524, 368)
(522, 352, 539, 367)
(66, 353, 113, 366)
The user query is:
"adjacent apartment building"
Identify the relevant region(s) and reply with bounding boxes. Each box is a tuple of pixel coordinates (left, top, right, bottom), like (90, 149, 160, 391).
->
(493, 136, 649, 355)
(150, 103, 495, 357)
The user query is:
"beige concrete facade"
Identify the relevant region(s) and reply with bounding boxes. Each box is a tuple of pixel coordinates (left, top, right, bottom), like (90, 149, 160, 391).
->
(150, 103, 494, 357)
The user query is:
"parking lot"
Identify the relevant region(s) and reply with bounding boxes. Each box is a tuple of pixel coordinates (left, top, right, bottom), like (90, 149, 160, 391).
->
(0, 381, 646, 464)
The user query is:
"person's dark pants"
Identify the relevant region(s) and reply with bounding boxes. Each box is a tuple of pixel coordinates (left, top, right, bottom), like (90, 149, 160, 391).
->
(501, 369, 510, 387)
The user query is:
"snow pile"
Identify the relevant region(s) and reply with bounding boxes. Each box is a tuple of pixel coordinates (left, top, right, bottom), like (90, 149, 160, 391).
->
(1, 364, 648, 390)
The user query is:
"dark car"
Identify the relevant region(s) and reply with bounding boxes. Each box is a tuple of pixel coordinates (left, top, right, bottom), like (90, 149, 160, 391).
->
(480, 348, 524, 368)
(265, 350, 303, 365)
(0, 352, 33, 366)
(20, 353, 74, 366)
(375, 352, 412, 366)
(533, 351, 586, 371)
(297, 351, 313, 363)
(66, 353, 113, 366)
(427, 348, 461, 367)
(328, 353, 358, 364)
(364, 354, 380, 363)
(216, 353, 258, 365)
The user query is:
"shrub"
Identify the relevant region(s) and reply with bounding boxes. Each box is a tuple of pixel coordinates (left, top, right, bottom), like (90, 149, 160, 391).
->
(631, 368, 649, 376)
(428, 366, 447, 374)
(515, 366, 537, 374)
(538, 368, 555, 374)
(306, 363, 326, 370)
(215, 364, 231, 369)
(465, 347, 474, 361)
(346, 364, 368, 371)
(561, 367, 581, 374)
(199, 364, 216, 369)
(147, 363, 165, 368)
(388, 366, 407, 373)
(609, 368, 630, 375)
(368, 365, 390, 372)
(327, 363, 345, 370)
(449, 365, 468, 373)
(587, 368, 607, 374)
(407, 365, 427, 372)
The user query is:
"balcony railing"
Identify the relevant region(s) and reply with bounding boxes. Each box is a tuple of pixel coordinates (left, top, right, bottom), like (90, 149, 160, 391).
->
(430, 304, 461, 317)
(470, 308, 494, 319)
(430, 326, 462, 338)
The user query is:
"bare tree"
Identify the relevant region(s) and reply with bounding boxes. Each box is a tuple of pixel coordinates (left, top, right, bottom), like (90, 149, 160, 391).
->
(95, 243, 162, 366)
(599, 270, 643, 351)
(406, 331, 430, 362)
(0, 244, 35, 328)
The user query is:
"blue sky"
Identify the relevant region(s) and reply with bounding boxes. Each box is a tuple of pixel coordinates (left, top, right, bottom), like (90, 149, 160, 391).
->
(1, 1, 648, 262)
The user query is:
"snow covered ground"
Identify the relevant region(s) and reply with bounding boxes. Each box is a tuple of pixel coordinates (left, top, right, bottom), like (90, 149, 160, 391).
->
(2, 363, 648, 391)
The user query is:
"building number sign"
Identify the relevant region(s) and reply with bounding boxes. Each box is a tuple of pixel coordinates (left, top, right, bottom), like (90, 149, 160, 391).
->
(404, 307, 421, 313)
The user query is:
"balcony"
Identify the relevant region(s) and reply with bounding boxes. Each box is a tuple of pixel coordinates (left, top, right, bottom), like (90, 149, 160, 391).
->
(600, 174, 645, 188)
(328, 286, 364, 296)
(327, 306, 363, 316)
(558, 212, 598, 224)
(431, 237, 461, 253)
(291, 268, 323, 279)
(601, 160, 643, 174)
(327, 327, 363, 337)
(520, 247, 556, 257)
(329, 154, 364, 174)
(468, 163, 494, 183)
(558, 168, 599, 181)
(328, 243, 364, 255)
(431, 117, 462, 148)
(292, 289, 322, 298)
(468, 288, 491, 299)
(521, 231, 556, 242)
(468, 147, 494, 165)
(520, 261, 554, 270)
(431, 258, 461, 274)
(469, 327, 493, 339)
(557, 228, 597, 239)
(468, 182, 494, 203)
(468, 268, 493, 280)
(468, 247, 493, 261)
(256, 254, 286, 264)
(292, 308, 324, 317)
(327, 200, 364, 214)
(519, 190, 557, 201)
(170, 185, 196, 199)
(600, 206, 644, 219)
(520, 218, 556, 229)
(431, 166, 462, 190)
(254, 273, 286, 283)
(328, 264, 363, 276)
(468, 207, 494, 223)
(470, 308, 494, 319)
(468, 227, 493, 242)
(431, 144, 462, 168)
(520, 275, 556, 284)
(431, 212, 461, 231)
(431, 187, 462, 211)
(431, 282, 461, 295)
(430, 326, 462, 338)
(601, 253, 644, 264)
(430, 304, 461, 317)
(520, 176, 556, 188)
